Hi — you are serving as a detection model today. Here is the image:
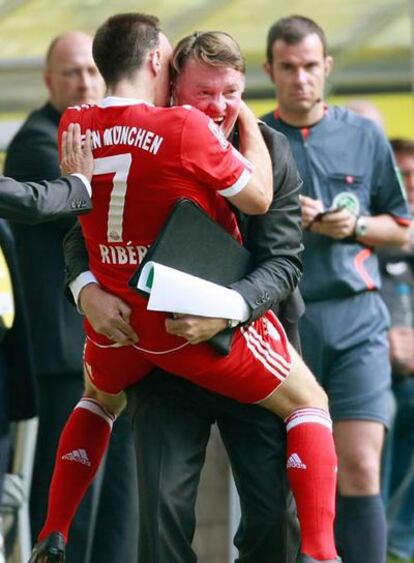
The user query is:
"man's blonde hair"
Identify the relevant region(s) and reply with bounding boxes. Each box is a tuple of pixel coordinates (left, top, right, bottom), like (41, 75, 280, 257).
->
(171, 31, 245, 81)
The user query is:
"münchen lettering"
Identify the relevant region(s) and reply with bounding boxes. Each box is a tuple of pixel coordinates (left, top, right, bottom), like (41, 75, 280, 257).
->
(90, 126, 163, 154)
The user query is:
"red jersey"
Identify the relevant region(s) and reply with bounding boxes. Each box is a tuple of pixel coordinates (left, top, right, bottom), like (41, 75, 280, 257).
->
(59, 96, 252, 297)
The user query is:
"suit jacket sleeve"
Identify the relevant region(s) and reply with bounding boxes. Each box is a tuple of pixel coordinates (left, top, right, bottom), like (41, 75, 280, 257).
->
(230, 123, 304, 321)
(3, 113, 91, 223)
(0, 175, 92, 224)
(63, 221, 90, 305)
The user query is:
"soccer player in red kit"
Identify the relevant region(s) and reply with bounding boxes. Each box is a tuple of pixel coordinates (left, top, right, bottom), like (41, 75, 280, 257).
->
(29, 16, 339, 563)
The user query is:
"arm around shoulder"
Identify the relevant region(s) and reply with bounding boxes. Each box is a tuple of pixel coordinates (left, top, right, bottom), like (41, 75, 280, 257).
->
(0, 175, 92, 224)
(227, 103, 273, 215)
(231, 126, 304, 321)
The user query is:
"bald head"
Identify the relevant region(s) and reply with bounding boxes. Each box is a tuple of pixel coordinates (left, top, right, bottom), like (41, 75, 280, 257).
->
(44, 31, 105, 113)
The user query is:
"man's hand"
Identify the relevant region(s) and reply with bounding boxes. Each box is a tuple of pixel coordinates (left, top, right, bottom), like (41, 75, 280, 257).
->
(237, 101, 260, 145)
(299, 195, 357, 239)
(79, 283, 138, 346)
(311, 207, 357, 239)
(60, 123, 93, 182)
(389, 326, 414, 375)
(299, 195, 324, 229)
(165, 314, 227, 345)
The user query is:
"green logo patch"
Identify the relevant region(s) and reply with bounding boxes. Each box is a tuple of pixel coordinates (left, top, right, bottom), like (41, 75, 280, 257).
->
(332, 191, 360, 215)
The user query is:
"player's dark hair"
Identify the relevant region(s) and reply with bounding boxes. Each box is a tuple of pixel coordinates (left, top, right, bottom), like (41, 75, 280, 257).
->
(391, 138, 414, 157)
(266, 15, 327, 63)
(93, 13, 160, 86)
(171, 31, 245, 83)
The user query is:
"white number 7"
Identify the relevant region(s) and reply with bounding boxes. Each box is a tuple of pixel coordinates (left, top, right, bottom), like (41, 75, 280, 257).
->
(94, 153, 132, 243)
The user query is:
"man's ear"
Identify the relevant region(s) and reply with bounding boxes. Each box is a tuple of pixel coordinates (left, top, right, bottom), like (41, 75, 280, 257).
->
(324, 55, 333, 77)
(263, 61, 274, 83)
(44, 70, 52, 92)
(170, 82, 177, 104)
(149, 49, 161, 74)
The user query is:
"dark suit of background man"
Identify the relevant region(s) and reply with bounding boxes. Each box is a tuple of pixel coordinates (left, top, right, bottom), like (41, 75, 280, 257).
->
(4, 31, 138, 563)
(0, 218, 36, 517)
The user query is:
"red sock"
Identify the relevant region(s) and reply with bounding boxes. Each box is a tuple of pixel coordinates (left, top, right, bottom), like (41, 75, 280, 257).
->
(39, 398, 115, 542)
(285, 408, 338, 560)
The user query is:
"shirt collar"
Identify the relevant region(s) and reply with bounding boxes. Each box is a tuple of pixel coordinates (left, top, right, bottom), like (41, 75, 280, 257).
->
(100, 96, 154, 108)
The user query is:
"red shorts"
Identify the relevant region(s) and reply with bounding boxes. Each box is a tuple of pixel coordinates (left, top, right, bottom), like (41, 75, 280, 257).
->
(84, 309, 291, 404)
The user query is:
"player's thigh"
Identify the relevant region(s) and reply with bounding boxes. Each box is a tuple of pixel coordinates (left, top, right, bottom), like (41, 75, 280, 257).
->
(84, 337, 153, 394)
(83, 362, 126, 416)
(259, 343, 328, 419)
(152, 311, 292, 404)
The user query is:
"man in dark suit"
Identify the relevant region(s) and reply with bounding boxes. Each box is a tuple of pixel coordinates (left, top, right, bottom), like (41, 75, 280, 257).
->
(4, 32, 138, 563)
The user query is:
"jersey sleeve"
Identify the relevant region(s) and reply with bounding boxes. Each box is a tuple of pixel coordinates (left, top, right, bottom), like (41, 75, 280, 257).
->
(179, 107, 252, 198)
(371, 128, 411, 226)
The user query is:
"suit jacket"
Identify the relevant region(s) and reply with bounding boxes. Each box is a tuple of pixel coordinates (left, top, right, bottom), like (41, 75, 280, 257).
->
(4, 102, 87, 377)
(230, 122, 304, 323)
(0, 175, 91, 224)
(0, 219, 37, 420)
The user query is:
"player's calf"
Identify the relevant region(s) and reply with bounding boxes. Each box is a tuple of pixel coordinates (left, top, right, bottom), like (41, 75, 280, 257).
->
(260, 346, 338, 560)
(36, 397, 116, 549)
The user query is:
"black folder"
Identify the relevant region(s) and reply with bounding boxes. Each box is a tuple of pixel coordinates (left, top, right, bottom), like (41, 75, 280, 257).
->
(129, 199, 252, 355)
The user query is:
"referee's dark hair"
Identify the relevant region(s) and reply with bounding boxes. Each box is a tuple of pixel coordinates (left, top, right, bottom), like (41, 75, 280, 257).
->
(93, 13, 160, 87)
(266, 15, 328, 63)
(391, 138, 414, 157)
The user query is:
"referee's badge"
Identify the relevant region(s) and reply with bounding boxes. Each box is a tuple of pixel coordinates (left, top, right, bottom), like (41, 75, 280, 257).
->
(0, 247, 14, 330)
(331, 192, 360, 216)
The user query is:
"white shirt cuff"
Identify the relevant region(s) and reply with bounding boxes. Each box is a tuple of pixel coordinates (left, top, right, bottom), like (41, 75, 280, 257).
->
(70, 271, 98, 312)
(228, 289, 250, 322)
(70, 173, 92, 197)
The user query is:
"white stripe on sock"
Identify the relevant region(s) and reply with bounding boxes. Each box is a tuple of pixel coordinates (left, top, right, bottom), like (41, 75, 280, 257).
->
(285, 408, 333, 432)
(75, 398, 115, 429)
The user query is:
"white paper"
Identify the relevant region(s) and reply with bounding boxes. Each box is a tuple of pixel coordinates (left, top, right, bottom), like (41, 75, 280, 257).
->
(137, 261, 248, 320)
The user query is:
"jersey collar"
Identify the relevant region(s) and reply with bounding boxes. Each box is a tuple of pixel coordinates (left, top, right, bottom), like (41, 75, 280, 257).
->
(274, 104, 330, 140)
(273, 103, 329, 125)
(100, 96, 154, 108)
